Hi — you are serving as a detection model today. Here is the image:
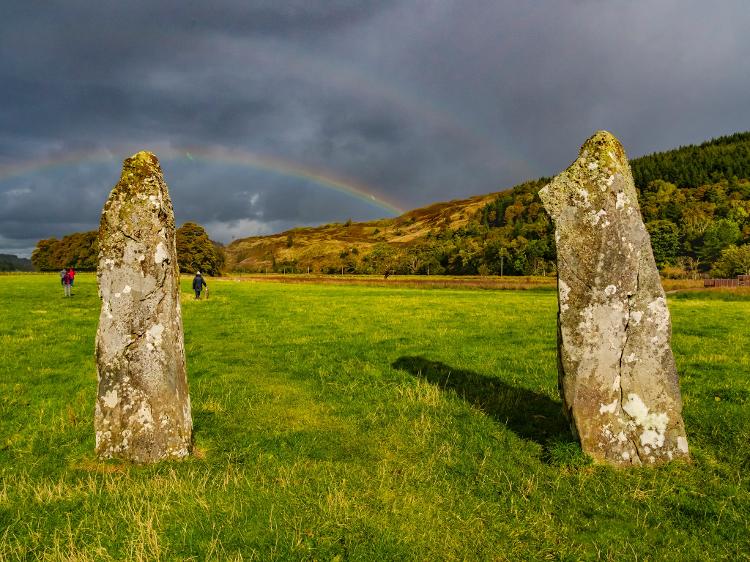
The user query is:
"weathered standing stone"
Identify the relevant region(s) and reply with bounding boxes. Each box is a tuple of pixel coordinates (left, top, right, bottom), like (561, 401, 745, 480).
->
(95, 151, 192, 462)
(539, 131, 688, 466)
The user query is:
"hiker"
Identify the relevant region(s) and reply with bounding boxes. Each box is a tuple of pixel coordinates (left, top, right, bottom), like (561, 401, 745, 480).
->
(192, 271, 207, 299)
(67, 267, 76, 288)
(62, 270, 72, 297)
(59, 268, 66, 286)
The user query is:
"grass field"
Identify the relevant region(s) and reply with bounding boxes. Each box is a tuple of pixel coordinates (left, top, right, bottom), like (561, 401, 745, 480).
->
(0, 273, 748, 561)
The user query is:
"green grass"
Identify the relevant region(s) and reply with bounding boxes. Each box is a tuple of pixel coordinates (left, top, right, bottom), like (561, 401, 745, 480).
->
(1, 273, 748, 561)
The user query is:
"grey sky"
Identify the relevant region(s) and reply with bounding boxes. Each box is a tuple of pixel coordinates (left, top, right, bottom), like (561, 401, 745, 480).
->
(1, 0, 749, 255)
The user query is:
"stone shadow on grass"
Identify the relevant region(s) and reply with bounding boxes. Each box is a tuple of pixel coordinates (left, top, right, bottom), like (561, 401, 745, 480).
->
(392, 356, 577, 458)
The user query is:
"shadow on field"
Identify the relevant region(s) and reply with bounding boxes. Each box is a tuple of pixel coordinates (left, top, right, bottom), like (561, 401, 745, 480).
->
(392, 356, 575, 454)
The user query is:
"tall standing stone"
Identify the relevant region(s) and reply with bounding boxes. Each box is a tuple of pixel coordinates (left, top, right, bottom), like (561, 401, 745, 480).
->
(539, 131, 688, 466)
(95, 151, 192, 462)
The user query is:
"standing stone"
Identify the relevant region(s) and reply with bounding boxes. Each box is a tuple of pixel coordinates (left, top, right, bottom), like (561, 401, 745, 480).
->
(95, 151, 192, 462)
(539, 131, 688, 466)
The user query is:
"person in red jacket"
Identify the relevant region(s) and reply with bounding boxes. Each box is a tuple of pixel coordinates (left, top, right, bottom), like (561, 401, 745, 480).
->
(67, 267, 76, 292)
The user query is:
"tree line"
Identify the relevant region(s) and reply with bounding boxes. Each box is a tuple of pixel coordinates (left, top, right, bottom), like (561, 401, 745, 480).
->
(31, 223, 225, 276)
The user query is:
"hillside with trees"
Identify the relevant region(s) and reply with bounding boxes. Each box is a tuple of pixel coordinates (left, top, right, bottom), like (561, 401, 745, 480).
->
(0, 254, 33, 272)
(226, 132, 750, 277)
(31, 131, 750, 278)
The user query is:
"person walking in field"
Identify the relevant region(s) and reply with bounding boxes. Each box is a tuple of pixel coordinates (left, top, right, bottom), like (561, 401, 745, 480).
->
(67, 267, 76, 290)
(62, 270, 72, 297)
(192, 271, 207, 299)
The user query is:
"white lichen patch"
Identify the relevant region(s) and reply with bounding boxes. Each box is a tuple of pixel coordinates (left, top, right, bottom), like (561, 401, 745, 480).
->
(154, 242, 169, 264)
(587, 161, 599, 171)
(630, 310, 643, 325)
(622, 393, 669, 449)
(624, 353, 637, 364)
(574, 187, 591, 208)
(612, 375, 621, 390)
(589, 209, 608, 226)
(559, 278, 571, 313)
(599, 399, 618, 414)
(604, 285, 617, 296)
(122, 285, 131, 294)
(102, 389, 119, 409)
(134, 403, 154, 429)
(616, 191, 630, 210)
(96, 430, 111, 449)
(647, 297, 670, 332)
(146, 323, 165, 350)
(677, 436, 689, 453)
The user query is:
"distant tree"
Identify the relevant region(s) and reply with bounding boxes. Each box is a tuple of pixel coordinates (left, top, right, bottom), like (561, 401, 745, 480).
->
(31, 238, 60, 271)
(699, 219, 741, 263)
(30, 231, 98, 271)
(646, 220, 680, 267)
(712, 244, 750, 277)
(176, 222, 224, 276)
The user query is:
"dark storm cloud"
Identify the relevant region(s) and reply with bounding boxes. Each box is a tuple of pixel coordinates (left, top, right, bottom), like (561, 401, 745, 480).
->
(1, 0, 749, 256)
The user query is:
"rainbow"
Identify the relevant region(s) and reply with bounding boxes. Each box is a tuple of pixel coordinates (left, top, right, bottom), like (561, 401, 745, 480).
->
(161, 146, 403, 215)
(0, 146, 404, 216)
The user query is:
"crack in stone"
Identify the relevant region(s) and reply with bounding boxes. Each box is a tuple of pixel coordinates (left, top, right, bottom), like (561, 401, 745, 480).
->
(121, 230, 139, 245)
(618, 267, 642, 465)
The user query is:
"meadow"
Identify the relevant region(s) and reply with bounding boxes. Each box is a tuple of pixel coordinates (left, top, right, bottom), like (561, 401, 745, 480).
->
(0, 273, 748, 561)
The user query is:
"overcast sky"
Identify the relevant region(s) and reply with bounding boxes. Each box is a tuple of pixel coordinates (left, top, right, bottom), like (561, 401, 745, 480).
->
(1, 0, 749, 256)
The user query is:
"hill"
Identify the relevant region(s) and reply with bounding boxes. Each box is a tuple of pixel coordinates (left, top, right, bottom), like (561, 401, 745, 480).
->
(225, 189, 512, 274)
(0, 254, 33, 272)
(226, 131, 750, 276)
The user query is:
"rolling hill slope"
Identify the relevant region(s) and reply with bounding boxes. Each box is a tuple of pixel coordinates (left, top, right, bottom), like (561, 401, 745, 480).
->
(225, 130, 750, 276)
(225, 191, 506, 273)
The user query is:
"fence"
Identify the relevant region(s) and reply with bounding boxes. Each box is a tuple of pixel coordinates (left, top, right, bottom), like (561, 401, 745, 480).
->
(704, 275, 749, 288)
